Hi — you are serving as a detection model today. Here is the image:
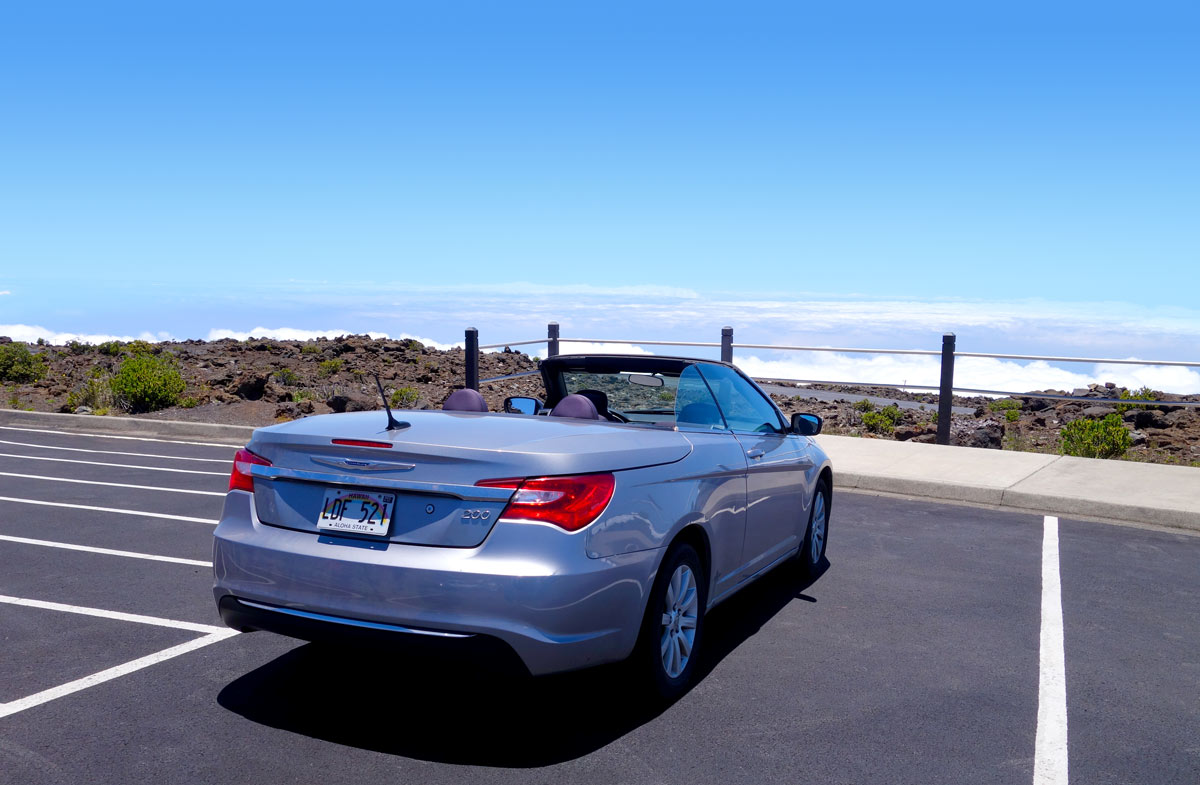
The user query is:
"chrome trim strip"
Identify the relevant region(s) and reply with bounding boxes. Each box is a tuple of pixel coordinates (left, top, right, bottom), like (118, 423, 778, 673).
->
(310, 456, 417, 472)
(248, 464, 513, 502)
(236, 599, 475, 639)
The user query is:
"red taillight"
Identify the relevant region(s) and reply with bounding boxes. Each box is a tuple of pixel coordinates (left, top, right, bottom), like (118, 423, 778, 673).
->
(477, 474, 615, 532)
(229, 448, 271, 493)
(331, 439, 393, 449)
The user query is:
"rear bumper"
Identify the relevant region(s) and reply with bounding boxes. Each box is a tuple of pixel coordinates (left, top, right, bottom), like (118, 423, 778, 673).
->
(217, 595, 531, 675)
(212, 491, 660, 676)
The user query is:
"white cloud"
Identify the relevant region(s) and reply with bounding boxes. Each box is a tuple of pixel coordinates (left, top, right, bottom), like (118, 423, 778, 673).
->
(555, 341, 656, 356)
(0, 324, 166, 344)
(0, 291, 11, 296)
(735, 353, 1200, 395)
(396, 332, 462, 351)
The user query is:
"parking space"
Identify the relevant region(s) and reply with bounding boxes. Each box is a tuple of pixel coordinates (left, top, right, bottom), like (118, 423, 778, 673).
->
(0, 425, 1197, 784)
(0, 602, 203, 705)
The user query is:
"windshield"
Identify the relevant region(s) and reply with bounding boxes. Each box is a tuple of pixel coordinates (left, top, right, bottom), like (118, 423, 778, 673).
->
(562, 371, 679, 415)
(558, 366, 726, 429)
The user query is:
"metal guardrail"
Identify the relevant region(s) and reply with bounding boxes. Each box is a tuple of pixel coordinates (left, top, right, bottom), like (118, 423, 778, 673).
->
(464, 323, 1200, 443)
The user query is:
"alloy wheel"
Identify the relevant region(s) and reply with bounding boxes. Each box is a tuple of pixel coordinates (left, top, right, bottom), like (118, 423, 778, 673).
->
(810, 491, 827, 563)
(659, 563, 699, 679)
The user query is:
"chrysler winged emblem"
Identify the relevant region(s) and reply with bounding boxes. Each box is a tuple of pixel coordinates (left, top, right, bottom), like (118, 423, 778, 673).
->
(311, 457, 417, 472)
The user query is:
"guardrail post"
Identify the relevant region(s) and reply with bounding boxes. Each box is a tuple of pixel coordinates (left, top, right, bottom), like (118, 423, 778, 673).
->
(721, 326, 733, 363)
(465, 327, 479, 390)
(547, 322, 560, 357)
(936, 332, 955, 445)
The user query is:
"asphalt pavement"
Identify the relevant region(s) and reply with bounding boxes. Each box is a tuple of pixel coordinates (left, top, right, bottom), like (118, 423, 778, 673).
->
(0, 413, 1197, 784)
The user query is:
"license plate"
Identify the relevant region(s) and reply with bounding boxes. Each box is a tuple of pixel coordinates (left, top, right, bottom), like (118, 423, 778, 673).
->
(317, 489, 395, 536)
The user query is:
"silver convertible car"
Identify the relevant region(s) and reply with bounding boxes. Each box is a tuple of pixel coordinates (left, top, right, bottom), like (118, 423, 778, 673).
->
(214, 354, 832, 698)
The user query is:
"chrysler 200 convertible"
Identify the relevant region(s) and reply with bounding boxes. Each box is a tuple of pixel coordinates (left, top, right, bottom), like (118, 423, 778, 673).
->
(213, 354, 832, 698)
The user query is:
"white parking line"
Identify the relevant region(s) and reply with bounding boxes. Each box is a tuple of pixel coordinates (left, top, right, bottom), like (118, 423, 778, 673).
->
(0, 425, 242, 449)
(1034, 516, 1069, 785)
(0, 631, 237, 720)
(0, 496, 218, 524)
(0, 471, 225, 496)
(0, 596, 238, 720)
(0, 595, 227, 633)
(0, 534, 212, 567)
(0, 438, 231, 463)
(0, 452, 227, 476)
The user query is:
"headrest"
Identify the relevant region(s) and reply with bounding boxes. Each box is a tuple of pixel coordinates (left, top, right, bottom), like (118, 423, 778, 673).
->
(574, 389, 610, 417)
(549, 393, 600, 420)
(442, 388, 488, 412)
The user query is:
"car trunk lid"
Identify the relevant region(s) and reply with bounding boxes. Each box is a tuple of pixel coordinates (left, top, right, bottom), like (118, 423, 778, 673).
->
(244, 410, 691, 547)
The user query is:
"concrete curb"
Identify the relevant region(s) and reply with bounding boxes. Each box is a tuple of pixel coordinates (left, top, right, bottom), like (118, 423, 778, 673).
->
(817, 434, 1200, 534)
(2, 410, 1196, 533)
(0, 409, 254, 444)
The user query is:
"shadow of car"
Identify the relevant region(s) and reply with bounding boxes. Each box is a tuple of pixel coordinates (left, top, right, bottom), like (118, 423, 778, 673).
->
(216, 558, 829, 767)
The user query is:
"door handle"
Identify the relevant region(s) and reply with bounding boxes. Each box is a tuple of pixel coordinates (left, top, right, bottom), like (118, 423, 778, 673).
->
(746, 448, 765, 459)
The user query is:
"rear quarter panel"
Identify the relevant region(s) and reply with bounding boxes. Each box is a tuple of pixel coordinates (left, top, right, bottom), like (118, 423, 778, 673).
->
(585, 432, 749, 597)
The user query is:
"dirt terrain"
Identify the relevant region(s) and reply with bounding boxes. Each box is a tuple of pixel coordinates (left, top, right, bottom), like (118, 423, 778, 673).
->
(3, 335, 1198, 466)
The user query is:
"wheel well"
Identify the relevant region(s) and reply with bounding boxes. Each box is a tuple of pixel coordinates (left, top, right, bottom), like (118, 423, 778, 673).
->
(668, 524, 712, 592)
(819, 466, 833, 519)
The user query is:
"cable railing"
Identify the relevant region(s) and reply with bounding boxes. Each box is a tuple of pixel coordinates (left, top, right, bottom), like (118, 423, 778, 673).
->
(464, 322, 1200, 444)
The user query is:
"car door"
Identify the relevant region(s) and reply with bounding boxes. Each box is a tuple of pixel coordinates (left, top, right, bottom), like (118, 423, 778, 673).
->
(698, 364, 814, 579)
(673, 365, 749, 603)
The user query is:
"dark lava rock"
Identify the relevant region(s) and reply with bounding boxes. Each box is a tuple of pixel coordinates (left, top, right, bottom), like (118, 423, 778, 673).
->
(895, 424, 931, 442)
(1081, 405, 1118, 418)
(1126, 409, 1170, 429)
(951, 419, 1003, 449)
(326, 394, 375, 413)
(1020, 396, 1051, 412)
(231, 373, 270, 401)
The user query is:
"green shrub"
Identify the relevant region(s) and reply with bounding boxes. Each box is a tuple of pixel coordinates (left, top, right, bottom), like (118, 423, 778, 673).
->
(124, 340, 158, 356)
(390, 386, 419, 408)
(861, 403, 902, 435)
(0, 343, 48, 383)
(1005, 408, 1020, 423)
(852, 398, 875, 413)
(67, 340, 90, 355)
(274, 368, 299, 386)
(68, 368, 115, 412)
(1115, 386, 1157, 414)
(988, 398, 1021, 413)
(179, 396, 200, 409)
(110, 354, 186, 413)
(98, 341, 122, 356)
(291, 389, 315, 402)
(317, 359, 342, 378)
(1060, 414, 1132, 459)
(300, 343, 321, 355)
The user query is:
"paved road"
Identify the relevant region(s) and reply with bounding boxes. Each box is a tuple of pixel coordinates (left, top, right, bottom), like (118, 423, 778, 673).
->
(0, 424, 1196, 784)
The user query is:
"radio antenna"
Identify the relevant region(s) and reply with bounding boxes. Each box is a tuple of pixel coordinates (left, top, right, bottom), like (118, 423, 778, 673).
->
(373, 375, 409, 431)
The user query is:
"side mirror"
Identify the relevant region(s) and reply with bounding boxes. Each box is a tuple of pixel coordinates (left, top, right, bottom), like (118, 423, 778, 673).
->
(504, 396, 543, 415)
(791, 413, 822, 436)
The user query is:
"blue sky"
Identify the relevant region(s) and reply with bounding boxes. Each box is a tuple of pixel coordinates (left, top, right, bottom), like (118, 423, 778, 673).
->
(1, 2, 1198, 389)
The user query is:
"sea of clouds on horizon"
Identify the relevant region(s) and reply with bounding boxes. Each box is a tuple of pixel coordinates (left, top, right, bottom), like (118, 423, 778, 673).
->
(3, 286, 1199, 396)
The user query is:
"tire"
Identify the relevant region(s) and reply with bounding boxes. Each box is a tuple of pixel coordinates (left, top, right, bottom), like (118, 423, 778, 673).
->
(796, 478, 830, 578)
(637, 543, 707, 701)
